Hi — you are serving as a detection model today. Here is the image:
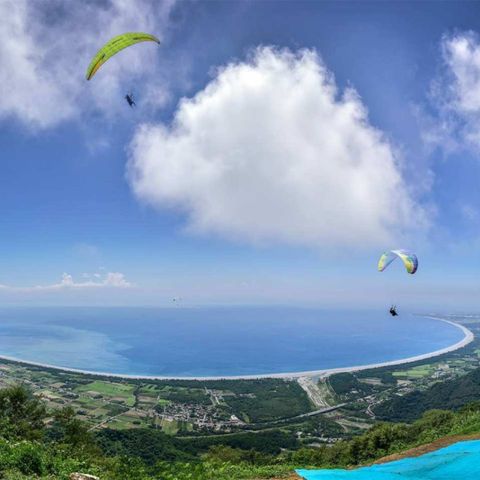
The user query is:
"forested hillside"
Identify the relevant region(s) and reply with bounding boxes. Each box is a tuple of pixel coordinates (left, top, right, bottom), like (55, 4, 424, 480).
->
(0, 380, 479, 479)
(374, 368, 480, 422)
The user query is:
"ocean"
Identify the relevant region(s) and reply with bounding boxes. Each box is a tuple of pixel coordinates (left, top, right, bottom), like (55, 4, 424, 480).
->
(0, 307, 465, 377)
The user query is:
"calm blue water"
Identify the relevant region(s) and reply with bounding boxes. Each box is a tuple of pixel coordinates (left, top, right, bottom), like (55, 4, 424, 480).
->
(0, 307, 465, 377)
(297, 440, 480, 479)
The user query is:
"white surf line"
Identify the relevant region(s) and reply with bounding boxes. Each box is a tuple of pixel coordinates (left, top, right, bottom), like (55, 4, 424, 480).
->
(0, 316, 473, 381)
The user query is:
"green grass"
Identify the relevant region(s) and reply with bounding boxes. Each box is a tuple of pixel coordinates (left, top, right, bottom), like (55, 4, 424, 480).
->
(107, 414, 147, 430)
(76, 381, 136, 406)
(392, 365, 435, 378)
(138, 386, 160, 398)
(160, 418, 181, 434)
(159, 418, 193, 435)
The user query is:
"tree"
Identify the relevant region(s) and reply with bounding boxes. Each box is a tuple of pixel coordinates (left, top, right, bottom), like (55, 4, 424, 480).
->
(49, 406, 94, 451)
(0, 384, 46, 440)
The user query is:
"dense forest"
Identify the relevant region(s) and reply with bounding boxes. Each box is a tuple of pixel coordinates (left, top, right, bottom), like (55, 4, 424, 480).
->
(374, 368, 480, 422)
(328, 372, 376, 399)
(0, 378, 479, 479)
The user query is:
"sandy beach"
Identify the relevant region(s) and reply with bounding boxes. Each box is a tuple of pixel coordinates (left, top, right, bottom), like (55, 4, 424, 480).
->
(0, 316, 473, 381)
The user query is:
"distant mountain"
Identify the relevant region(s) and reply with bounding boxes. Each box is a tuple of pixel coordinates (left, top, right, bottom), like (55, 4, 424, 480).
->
(374, 368, 480, 422)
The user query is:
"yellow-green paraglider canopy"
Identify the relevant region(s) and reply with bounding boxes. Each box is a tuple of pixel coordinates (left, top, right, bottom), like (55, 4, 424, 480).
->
(86, 32, 160, 80)
(378, 249, 418, 275)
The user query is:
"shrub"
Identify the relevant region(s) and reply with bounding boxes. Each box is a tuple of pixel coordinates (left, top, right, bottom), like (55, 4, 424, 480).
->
(12, 443, 44, 476)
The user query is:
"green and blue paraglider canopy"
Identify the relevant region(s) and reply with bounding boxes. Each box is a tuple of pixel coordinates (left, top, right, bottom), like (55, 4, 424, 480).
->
(378, 249, 418, 275)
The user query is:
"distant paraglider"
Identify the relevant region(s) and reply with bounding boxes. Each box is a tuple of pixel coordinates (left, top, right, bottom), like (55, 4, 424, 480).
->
(125, 92, 136, 108)
(85, 32, 160, 81)
(378, 250, 418, 275)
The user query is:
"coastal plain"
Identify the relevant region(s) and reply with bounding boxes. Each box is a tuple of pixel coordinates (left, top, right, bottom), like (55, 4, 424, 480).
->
(0, 314, 477, 450)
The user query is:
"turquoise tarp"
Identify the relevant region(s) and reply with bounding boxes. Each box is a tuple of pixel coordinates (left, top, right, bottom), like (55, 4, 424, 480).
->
(296, 439, 480, 479)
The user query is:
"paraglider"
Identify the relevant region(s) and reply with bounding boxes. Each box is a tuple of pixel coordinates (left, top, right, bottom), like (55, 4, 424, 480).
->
(378, 250, 418, 316)
(125, 92, 136, 108)
(85, 32, 160, 81)
(378, 250, 418, 275)
(389, 305, 398, 317)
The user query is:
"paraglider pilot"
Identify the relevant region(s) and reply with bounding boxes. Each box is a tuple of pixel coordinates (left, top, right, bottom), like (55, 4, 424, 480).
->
(125, 93, 136, 107)
(389, 305, 398, 317)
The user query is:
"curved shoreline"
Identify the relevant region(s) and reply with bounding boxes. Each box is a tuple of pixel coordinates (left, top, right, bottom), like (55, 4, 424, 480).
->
(0, 316, 473, 381)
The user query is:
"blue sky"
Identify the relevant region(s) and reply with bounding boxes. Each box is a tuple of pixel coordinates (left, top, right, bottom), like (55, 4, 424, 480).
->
(3, 0, 480, 309)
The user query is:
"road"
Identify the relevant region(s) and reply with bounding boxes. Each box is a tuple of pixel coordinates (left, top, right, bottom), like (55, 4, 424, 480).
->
(297, 376, 333, 408)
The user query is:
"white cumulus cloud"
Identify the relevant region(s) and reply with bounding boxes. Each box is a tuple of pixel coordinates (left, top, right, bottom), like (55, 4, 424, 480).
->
(425, 32, 480, 151)
(0, 0, 174, 129)
(441, 32, 480, 114)
(128, 47, 425, 248)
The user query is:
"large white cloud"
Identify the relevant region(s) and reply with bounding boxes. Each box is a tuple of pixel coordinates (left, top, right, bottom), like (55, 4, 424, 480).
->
(0, 0, 174, 129)
(128, 47, 425, 248)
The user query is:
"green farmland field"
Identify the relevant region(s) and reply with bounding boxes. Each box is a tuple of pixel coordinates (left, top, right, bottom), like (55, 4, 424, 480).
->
(76, 380, 136, 406)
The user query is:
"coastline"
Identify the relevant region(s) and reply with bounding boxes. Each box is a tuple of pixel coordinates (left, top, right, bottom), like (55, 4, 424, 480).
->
(0, 316, 473, 381)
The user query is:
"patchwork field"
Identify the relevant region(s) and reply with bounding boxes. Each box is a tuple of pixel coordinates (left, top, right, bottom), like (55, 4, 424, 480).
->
(76, 380, 136, 406)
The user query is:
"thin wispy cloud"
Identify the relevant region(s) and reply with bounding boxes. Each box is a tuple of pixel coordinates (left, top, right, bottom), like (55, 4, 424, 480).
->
(128, 47, 426, 249)
(460, 203, 479, 223)
(72, 243, 102, 261)
(0, 272, 132, 292)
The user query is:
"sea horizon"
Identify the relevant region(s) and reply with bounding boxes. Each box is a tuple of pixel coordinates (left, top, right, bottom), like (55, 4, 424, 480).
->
(0, 307, 469, 378)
